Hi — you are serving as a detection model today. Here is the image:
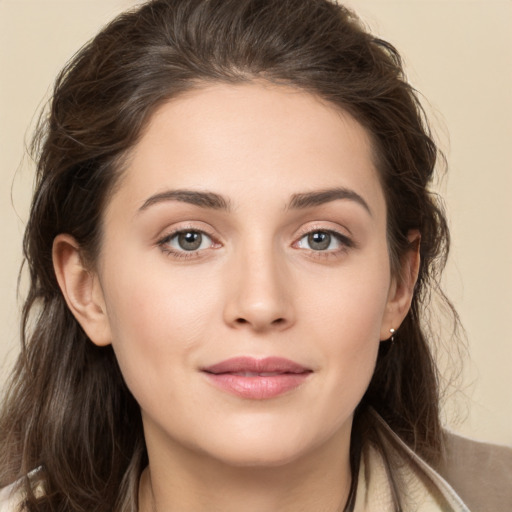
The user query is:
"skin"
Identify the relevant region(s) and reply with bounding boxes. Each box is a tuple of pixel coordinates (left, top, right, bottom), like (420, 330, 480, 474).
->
(53, 82, 418, 512)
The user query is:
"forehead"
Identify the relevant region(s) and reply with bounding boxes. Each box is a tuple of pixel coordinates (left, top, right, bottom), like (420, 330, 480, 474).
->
(109, 82, 386, 217)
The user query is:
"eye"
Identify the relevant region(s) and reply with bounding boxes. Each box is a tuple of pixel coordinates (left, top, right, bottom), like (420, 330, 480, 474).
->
(163, 230, 214, 252)
(296, 230, 349, 251)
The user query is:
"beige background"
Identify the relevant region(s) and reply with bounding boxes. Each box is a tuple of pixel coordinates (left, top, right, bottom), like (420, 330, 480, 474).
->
(1, 0, 510, 444)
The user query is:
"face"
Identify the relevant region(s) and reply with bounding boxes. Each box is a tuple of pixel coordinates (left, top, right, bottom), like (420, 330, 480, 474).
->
(89, 83, 404, 468)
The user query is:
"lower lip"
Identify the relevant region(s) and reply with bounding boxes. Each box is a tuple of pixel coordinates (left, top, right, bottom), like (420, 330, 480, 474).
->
(203, 372, 311, 400)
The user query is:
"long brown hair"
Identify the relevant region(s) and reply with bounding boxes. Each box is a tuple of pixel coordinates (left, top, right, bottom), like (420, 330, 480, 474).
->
(1, 0, 456, 510)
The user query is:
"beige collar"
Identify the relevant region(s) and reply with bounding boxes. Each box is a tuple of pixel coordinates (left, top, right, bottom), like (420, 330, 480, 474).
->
(353, 414, 470, 512)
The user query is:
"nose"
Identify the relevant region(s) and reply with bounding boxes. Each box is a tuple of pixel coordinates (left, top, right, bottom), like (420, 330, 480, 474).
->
(223, 244, 295, 333)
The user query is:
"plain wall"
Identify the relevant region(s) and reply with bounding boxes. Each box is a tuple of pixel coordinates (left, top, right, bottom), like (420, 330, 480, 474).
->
(1, 0, 511, 445)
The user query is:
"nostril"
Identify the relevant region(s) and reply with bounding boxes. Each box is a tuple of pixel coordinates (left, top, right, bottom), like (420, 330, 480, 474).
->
(234, 317, 286, 327)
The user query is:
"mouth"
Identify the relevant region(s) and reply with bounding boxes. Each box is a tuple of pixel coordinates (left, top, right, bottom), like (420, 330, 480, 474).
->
(201, 357, 312, 400)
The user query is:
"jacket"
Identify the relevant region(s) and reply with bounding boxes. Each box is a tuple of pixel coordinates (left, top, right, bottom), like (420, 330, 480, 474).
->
(354, 414, 512, 511)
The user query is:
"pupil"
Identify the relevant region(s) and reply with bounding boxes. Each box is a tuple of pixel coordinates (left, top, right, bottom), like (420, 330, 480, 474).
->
(308, 231, 330, 250)
(178, 231, 202, 251)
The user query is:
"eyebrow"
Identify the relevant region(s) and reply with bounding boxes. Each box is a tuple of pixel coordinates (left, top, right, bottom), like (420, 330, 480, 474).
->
(138, 186, 371, 216)
(288, 187, 372, 216)
(138, 189, 231, 212)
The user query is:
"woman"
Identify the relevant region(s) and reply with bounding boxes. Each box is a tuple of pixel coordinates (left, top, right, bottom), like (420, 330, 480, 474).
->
(0, 0, 510, 510)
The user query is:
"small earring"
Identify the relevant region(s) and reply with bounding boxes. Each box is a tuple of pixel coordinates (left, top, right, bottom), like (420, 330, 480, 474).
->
(389, 328, 396, 343)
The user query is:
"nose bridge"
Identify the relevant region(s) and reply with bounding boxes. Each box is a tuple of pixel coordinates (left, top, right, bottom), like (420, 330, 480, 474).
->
(224, 233, 294, 331)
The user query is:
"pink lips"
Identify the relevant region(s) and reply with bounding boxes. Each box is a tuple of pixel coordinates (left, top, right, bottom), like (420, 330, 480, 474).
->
(202, 357, 312, 400)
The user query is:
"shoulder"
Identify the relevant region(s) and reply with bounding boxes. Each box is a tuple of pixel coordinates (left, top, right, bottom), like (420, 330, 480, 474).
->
(368, 409, 512, 511)
(435, 431, 512, 512)
(364, 411, 471, 511)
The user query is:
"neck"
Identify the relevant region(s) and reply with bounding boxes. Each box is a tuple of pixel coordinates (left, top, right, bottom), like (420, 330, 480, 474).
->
(139, 426, 352, 512)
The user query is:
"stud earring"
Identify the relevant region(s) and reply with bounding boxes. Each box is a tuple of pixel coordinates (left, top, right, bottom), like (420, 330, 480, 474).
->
(389, 328, 396, 343)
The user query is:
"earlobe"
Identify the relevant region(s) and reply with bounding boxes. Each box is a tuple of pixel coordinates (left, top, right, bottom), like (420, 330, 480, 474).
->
(380, 230, 421, 340)
(52, 234, 112, 346)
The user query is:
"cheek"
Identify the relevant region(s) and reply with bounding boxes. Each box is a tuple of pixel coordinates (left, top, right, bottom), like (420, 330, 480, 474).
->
(304, 262, 391, 342)
(299, 259, 390, 408)
(100, 257, 221, 396)
(104, 248, 216, 332)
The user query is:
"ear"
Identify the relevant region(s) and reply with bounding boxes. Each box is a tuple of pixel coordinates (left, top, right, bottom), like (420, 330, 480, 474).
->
(380, 230, 421, 341)
(52, 234, 112, 346)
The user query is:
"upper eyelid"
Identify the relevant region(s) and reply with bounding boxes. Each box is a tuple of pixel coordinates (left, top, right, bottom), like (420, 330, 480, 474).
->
(157, 223, 219, 242)
(298, 229, 349, 240)
(294, 222, 352, 239)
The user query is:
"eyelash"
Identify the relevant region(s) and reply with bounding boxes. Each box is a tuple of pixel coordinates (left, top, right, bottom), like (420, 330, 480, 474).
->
(293, 228, 354, 259)
(157, 227, 219, 260)
(157, 226, 354, 261)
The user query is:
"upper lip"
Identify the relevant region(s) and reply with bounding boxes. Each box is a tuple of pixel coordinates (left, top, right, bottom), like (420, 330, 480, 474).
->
(202, 357, 311, 375)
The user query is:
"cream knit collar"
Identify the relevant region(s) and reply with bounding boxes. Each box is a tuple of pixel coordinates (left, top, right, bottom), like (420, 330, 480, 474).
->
(353, 414, 470, 512)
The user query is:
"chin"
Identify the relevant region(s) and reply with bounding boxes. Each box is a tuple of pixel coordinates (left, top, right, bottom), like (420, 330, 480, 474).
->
(195, 424, 333, 469)
(209, 443, 311, 469)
